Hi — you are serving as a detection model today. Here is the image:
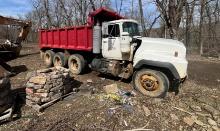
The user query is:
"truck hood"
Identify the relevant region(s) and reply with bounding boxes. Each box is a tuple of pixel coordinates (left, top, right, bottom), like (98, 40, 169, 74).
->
(137, 37, 186, 58)
(133, 37, 188, 79)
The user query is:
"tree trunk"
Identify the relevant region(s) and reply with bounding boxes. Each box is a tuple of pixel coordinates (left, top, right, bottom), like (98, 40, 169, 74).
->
(185, 1, 195, 49)
(90, 0, 96, 11)
(131, 0, 134, 18)
(199, 0, 206, 55)
(138, 0, 146, 36)
(43, 0, 52, 28)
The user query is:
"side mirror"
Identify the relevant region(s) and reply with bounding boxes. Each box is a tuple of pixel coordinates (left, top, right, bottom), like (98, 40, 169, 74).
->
(121, 32, 129, 36)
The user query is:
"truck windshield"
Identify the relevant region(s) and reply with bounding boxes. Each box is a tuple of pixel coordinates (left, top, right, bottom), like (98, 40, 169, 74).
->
(123, 22, 140, 36)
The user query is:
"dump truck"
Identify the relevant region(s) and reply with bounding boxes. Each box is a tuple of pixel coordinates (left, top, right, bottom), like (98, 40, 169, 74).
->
(40, 8, 188, 98)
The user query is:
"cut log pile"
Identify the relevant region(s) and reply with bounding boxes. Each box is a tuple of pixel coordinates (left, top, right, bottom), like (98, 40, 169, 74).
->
(25, 67, 73, 105)
(0, 77, 13, 114)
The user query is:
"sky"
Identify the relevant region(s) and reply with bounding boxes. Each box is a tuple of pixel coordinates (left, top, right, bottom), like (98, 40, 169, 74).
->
(0, 0, 32, 17)
(0, 0, 157, 17)
(0, 0, 158, 26)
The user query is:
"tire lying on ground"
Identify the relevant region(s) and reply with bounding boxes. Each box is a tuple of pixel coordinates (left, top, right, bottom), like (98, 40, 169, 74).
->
(44, 50, 55, 67)
(133, 69, 169, 98)
(0, 78, 10, 91)
(0, 88, 10, 98)
(68, 54, 85, 75)
(0, 77, 13, 114)
(53, 52, 67, 67)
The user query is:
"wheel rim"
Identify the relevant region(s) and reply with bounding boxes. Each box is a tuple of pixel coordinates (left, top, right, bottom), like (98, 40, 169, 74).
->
(54, 57, 62, 67)
(45, 54, 50, 65)
(70, 59, 78, 71)
(139, 74, 159, 91)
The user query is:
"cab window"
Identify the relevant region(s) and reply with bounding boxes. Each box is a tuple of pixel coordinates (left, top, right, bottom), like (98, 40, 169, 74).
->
(123, 22, 140, 36)
(108, 24, 120, 37)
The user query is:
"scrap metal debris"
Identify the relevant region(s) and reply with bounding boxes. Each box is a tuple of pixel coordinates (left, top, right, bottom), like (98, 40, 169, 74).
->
(0, 40, 18, 51)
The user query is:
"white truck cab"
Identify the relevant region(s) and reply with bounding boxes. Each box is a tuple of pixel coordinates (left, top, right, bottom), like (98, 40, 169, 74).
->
(102, 19, 139, 61)
(91, 19, 188, 97)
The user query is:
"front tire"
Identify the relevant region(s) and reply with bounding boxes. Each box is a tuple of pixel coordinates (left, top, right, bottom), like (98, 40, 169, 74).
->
(133, 69, 169, 98)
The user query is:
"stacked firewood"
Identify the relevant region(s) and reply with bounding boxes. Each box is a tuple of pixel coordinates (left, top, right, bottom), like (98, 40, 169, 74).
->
(25, 67, 73, 105)
(0, 77, 13, 114)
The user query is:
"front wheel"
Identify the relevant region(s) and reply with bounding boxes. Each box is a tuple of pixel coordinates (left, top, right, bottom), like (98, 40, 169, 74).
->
(133, 69, 169, 98)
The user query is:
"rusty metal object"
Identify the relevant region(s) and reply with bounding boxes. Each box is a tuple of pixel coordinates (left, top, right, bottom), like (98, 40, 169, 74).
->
(108, 60, 121, 76)
(0, 15, 32, 45)
(0, 15, 31, 58)
(0, 15, 28, 26)
(0, 40, 22, 57)
(0, 16, 31, 75)
(139, 74, 159, 91)
(120, 63, 133, 79)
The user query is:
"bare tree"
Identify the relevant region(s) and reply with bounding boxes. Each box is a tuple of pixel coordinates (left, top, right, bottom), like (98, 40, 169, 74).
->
(146, 14, 161, 36)
(25, 0, 219, 56)
(43, 0, 52, 28)
(198, 0, 207, 55)
(155, 0, 186, 39)
(89, 0, 96, 11)
(139, 0, 147, 36)
(131, 0, 134, 18)
(185, 0, 196, 48)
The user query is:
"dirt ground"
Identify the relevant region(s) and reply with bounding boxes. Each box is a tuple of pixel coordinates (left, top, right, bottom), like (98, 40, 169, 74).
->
(0, 43, 220, 131)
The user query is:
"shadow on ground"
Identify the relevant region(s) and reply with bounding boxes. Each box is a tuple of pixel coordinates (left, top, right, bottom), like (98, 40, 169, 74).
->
(11, 65, 28, 75)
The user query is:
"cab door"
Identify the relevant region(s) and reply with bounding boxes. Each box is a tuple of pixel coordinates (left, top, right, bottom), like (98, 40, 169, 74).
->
(102, 24, 122, 60)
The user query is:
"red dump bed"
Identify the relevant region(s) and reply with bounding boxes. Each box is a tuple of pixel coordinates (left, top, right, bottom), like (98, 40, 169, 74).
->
(40, 26, 93, 51)
(39, 8, 123, 52)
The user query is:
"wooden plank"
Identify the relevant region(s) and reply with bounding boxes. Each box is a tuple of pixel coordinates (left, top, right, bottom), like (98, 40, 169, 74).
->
(26, 92, 76, 112)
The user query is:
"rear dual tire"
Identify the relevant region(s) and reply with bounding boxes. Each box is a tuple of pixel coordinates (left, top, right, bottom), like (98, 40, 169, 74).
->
(53, 52, 67, 67)
(43, 50, 85, 75)
(44, 51, 67, 67)
(44, 50, 55, 67)
(68, 54, 85, 75)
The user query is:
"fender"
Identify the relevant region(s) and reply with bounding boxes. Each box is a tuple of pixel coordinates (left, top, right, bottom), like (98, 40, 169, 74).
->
(134, 60, 180, 80)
